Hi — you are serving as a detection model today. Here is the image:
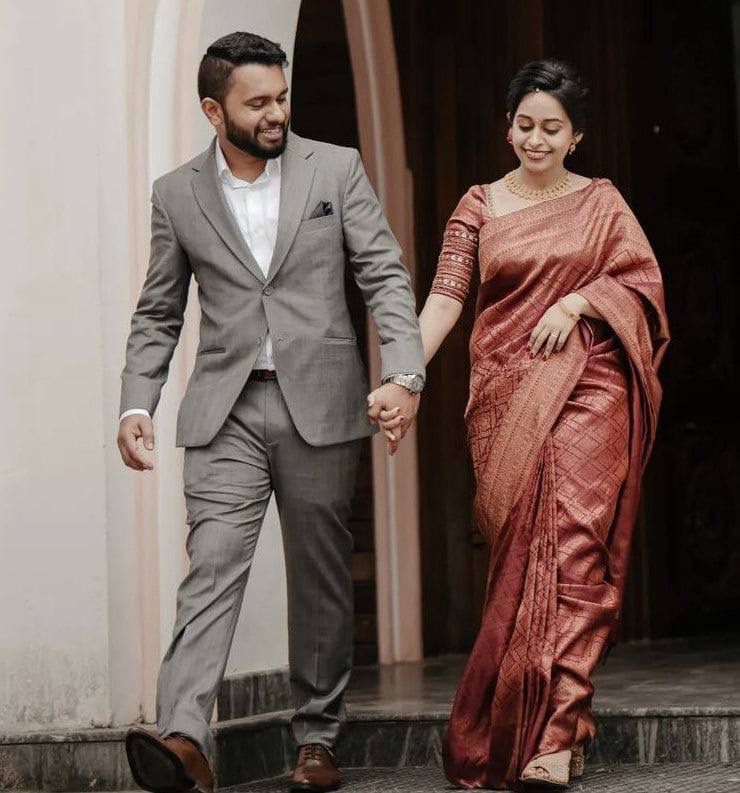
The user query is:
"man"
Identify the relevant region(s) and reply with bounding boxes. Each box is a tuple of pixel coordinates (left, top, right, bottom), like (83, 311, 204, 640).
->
(118, 32, 424, 793)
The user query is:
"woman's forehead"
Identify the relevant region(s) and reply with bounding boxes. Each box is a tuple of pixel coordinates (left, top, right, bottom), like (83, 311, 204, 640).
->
(515, 91, 568, 121)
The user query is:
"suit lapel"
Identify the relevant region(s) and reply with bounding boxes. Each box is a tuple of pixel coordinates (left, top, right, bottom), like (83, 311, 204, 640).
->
(191, 141, 266, 284)
(267, 135, 316, 282)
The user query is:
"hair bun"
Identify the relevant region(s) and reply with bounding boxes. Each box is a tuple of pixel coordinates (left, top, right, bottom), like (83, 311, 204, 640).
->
(506, 59, 589, 132)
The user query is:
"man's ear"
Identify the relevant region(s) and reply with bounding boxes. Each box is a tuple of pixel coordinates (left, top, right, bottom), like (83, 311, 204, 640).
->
(201, 98, 223, 128)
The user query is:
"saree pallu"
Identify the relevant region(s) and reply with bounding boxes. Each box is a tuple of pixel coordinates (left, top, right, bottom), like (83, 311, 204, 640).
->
(430, 180, 669, 790)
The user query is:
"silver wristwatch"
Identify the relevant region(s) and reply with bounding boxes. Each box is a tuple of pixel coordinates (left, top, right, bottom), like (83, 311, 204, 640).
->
(382, 373, 425, 394)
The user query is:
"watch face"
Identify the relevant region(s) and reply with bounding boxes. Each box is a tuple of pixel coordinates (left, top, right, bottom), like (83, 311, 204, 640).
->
(411, 375, 424, 393)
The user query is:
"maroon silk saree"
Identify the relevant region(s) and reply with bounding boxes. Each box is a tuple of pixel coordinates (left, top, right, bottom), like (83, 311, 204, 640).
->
(430, 180, 669, 790)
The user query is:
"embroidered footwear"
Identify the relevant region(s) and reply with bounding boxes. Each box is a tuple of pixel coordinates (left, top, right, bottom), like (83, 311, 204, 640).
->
(520, 748, 572, 788)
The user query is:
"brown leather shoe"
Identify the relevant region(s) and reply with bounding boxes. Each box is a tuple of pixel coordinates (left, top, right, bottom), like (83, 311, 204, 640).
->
(290, 743, 341, 792)
(125, 728, 214, 793)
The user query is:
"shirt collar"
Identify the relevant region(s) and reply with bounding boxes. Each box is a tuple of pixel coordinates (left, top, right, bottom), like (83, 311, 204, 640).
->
(215, 142, 281, 188)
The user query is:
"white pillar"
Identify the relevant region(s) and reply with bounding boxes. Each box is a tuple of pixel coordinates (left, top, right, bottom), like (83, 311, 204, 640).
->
(0, 0, 302, 733)
(0, 0, 137, 730)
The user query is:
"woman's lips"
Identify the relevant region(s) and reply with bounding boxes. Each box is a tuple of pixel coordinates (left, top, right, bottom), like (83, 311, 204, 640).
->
(524, 149, 550, 161)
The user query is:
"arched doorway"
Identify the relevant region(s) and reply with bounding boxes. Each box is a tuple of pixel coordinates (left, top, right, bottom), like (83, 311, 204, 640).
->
(291, 0, 377, 666)
(290, 0, 424, 665)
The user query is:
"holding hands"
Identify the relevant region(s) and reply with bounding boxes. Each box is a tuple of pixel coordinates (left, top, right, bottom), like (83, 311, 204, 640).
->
(367, 383, 420, 456)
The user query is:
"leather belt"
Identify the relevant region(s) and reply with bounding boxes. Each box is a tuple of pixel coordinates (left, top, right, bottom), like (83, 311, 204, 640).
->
(249, 369, 278, 381)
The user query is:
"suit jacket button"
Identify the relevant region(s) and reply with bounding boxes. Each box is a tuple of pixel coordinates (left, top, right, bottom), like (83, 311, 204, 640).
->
(263, 285, 274, 296)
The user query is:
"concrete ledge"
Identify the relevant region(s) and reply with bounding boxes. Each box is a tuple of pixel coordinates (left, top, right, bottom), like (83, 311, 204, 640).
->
(217, 668, 291, 721)
(3, 708, 740, 790)
(213, 709, 740, 788)
(0, 730, 134, 791)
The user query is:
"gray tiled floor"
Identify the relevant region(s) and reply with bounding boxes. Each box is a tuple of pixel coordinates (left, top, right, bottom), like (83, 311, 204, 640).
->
(232, 764, 740, 791)
(345, 635, 740, 718)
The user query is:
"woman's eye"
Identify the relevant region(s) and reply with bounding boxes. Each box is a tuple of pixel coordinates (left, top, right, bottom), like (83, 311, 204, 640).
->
(518, 126, 533, 132)
(544, 129, 560, 135)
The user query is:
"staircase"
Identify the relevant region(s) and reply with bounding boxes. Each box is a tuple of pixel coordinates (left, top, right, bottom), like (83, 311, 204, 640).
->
(1, 637, 738, 791)
(213, 637, 740, 790)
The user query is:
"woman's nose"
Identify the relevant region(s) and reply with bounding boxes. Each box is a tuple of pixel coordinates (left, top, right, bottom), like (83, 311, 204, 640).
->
(529, 129, 544, 146)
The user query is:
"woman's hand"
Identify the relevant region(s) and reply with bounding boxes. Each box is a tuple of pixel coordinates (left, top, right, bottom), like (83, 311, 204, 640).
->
(528, 297, 581, 359)
(368, 385, 420, 456)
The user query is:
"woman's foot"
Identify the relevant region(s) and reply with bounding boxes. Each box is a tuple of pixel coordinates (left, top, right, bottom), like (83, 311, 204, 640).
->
(520, 749, 572, 788)
(570, 745, 585, 779)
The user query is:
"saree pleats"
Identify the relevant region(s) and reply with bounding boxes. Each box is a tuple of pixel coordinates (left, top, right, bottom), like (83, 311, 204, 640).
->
(443, 440, 558, 788)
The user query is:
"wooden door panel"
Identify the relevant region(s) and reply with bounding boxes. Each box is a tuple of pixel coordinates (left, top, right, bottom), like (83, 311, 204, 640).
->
(292, 0, 378, 665)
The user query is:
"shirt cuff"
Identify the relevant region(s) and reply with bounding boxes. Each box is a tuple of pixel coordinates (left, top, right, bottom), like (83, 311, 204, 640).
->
(119, 408, 151, 422)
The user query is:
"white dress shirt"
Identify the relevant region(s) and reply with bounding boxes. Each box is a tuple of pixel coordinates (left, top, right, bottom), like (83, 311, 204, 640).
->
(120, 144, 282, 422)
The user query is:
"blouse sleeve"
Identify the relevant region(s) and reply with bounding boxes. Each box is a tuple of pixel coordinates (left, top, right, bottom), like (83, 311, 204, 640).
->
(430, 185, 486, 304)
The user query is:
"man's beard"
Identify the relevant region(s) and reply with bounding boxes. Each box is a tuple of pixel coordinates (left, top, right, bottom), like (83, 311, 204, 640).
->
(224, 113, 288, 159)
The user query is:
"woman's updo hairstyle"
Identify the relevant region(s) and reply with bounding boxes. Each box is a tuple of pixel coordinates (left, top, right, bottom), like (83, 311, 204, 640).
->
(506, 59, 589, 133)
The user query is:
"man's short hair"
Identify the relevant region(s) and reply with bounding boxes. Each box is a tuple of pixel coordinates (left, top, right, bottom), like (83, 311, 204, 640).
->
(197, 31, 288, 104)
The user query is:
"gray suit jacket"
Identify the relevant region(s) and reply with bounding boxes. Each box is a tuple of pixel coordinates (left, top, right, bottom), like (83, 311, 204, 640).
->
(120, 133, 425, 448)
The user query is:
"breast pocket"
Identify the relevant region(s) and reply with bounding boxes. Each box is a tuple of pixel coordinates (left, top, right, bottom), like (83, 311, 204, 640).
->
(297, 214, 340, 234)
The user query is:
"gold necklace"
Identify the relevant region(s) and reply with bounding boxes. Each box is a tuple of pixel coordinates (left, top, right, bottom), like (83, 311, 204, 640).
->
(504, 169, 571, 201)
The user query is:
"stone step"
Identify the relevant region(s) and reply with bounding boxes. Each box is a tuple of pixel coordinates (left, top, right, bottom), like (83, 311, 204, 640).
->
(213, 637, 740, 785)
(232, 764, 740, 792)
(213, 707, 740, 788)
(3, 705, 738, 791)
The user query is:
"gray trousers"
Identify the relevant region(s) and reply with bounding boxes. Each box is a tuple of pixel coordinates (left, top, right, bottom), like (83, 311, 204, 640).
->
(155, 379, 362, 760)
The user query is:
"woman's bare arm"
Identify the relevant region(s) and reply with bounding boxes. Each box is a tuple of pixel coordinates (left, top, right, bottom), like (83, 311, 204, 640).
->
(419, 293, 465, 364)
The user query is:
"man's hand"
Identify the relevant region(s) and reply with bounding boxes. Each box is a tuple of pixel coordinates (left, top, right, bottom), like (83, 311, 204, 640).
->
(117, 414, 156, 471)
(367, 383, 420, 456)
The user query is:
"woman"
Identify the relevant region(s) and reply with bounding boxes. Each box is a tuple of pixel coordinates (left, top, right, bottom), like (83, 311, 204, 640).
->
(381, 60, 669, 789)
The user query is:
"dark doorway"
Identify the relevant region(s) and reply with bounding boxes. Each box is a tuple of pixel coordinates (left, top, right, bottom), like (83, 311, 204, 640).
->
(291, 0, 379, 665)
(391, 0, 740, 653)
